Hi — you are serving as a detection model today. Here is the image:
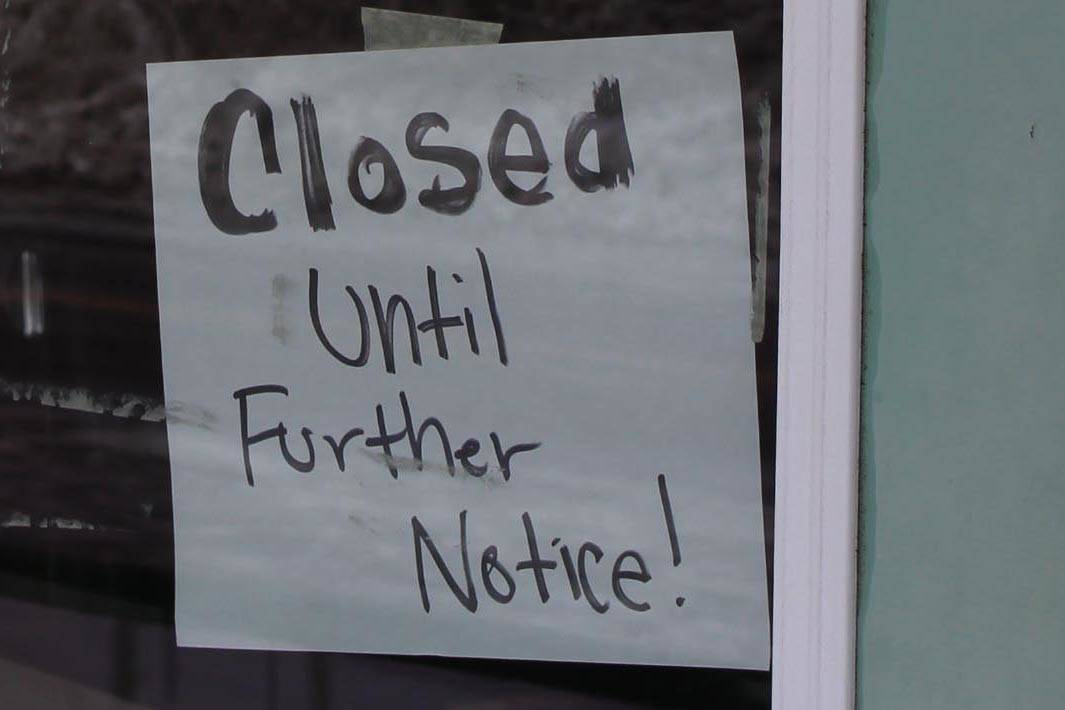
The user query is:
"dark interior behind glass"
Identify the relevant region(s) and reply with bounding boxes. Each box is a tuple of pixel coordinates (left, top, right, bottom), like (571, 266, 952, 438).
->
(0, 2, 780, 707)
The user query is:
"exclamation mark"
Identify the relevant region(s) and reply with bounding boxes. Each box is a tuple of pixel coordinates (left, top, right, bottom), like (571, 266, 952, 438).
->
(657, 474, 685, 607)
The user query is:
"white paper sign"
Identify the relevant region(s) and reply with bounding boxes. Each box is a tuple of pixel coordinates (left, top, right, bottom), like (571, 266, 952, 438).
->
(147, 32, 769, 670)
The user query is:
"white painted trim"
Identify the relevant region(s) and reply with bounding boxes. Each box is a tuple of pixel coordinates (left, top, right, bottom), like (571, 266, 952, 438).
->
(773, 1, 864, 710)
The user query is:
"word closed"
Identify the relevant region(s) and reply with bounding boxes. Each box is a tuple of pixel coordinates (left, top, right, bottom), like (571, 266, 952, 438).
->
(198, 78, 636, 234)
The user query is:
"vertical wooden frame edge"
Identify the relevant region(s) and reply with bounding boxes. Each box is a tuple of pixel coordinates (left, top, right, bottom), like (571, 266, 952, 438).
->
(773, 1, 865, 709)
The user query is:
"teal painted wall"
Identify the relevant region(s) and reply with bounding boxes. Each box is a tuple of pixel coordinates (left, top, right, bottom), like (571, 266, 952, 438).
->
(860, 2, 1065, 708)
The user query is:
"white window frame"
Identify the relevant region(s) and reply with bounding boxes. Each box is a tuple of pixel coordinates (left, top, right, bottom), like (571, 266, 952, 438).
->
(772, 2, 865, 710)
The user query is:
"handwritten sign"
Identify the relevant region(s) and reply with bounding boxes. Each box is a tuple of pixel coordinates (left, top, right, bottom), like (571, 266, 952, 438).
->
(147, 32, 769, 669)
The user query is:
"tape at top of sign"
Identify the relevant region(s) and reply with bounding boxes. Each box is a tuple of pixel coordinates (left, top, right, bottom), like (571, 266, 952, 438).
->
(362, 8, 503, 51)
